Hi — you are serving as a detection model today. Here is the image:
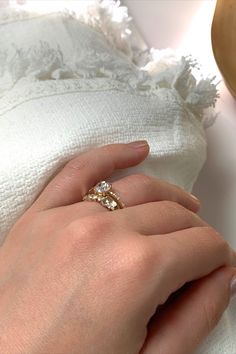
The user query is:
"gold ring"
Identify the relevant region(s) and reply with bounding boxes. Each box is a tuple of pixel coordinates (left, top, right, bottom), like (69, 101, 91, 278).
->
(82, 181, 125, 211)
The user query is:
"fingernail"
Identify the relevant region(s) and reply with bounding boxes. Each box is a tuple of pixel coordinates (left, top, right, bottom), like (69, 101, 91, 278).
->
(230, 275, 236, 300)
(127, 140, 149, 149)
(190, 193, 200, 203)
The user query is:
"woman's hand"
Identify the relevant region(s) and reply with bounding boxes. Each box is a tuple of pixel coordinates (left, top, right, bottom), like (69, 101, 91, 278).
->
(0, 141, 235, 354)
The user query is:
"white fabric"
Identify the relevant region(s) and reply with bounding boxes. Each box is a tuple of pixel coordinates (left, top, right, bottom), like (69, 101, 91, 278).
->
(0, 1, 235, 353)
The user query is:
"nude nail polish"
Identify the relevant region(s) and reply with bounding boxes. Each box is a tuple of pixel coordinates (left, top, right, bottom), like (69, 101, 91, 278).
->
(127, 140, 149, 149)
(190, 193, 200, 203)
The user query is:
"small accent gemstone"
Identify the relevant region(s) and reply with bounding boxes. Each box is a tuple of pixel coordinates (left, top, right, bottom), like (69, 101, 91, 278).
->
(85, 194, 97, 201)
(100, 196, 117, 210)
(95, 181, 111, 194)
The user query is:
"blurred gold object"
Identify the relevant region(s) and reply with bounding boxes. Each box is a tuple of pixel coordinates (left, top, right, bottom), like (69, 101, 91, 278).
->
(212, 0, 236, 98)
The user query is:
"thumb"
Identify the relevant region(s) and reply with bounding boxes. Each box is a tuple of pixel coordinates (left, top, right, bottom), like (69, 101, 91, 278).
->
(140, 266, 236, 354)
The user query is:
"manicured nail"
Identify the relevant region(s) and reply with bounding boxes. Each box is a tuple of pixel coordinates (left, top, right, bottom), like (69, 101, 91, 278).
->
(127, 140, 149, 149)
(190, 193, 200, 204)
(230, 275, 236, 300)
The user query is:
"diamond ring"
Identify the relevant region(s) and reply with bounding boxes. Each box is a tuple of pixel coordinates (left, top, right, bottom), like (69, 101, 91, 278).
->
(82, 180, 125, 211)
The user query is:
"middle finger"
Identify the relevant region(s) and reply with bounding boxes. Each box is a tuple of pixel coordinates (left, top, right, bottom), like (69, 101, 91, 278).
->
(112, 201, 207, 236)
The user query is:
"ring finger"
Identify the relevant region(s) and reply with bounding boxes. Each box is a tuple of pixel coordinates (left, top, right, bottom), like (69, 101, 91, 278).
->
(111, 174, 199, 212)
(58, 173, 200, 221)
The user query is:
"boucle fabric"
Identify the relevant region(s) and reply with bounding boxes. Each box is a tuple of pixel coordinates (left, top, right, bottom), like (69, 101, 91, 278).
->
(0, 1, 235, 353)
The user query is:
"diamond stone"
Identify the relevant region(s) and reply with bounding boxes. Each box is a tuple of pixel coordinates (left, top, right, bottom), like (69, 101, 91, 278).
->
(95, 181, 111, 194)
(100, 196, 117, 210)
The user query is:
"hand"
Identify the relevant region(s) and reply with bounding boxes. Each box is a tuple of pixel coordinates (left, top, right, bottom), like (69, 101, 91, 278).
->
(0, 141, 235, 354)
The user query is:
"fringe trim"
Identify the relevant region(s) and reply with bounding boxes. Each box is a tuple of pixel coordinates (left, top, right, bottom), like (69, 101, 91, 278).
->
(1, 0, 219, 125)
(140, 49, 219, 125)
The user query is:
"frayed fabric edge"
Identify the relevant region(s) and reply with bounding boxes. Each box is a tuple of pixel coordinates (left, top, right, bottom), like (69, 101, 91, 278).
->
(140, 49, 220, 126)
(1, 0, 219, 126)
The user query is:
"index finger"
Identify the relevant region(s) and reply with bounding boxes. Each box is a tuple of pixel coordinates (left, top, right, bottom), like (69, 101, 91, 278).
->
(30, 141, 149, 212)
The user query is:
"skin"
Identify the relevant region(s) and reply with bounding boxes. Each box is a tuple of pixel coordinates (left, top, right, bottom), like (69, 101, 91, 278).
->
(0, 141, 235, 354)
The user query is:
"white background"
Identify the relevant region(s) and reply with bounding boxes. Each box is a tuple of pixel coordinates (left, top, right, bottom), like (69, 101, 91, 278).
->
(124, 0, 236, 249)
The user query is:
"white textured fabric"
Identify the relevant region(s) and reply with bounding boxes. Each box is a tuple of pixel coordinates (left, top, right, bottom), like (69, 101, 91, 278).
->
(0, 1, 235, 353)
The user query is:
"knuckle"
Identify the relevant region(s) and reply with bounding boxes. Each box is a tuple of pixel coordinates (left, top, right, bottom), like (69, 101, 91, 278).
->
(101, 144, 113, 154)
(177, 207, 202, 226)
(56, 215, 115, 265)
(82, 214, 113, 236)
(65, 214, 113, 246)
(197, 227, 232, 261)
(131, 173, 153, 188)
(98, 144, 115, 161)
(65, 156, 87, 175)
(159, 200, 183, 213)
(63, 219, 87, 245)
(153, 238, 177, 272)
(202, 226, 229, 250)
(202, 226, 221, 240)
(125, 239, 158, 279)
(91, 214, 114, 236)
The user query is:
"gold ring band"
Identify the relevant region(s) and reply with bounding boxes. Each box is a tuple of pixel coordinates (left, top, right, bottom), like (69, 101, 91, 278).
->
(82, 181, 125, 211)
